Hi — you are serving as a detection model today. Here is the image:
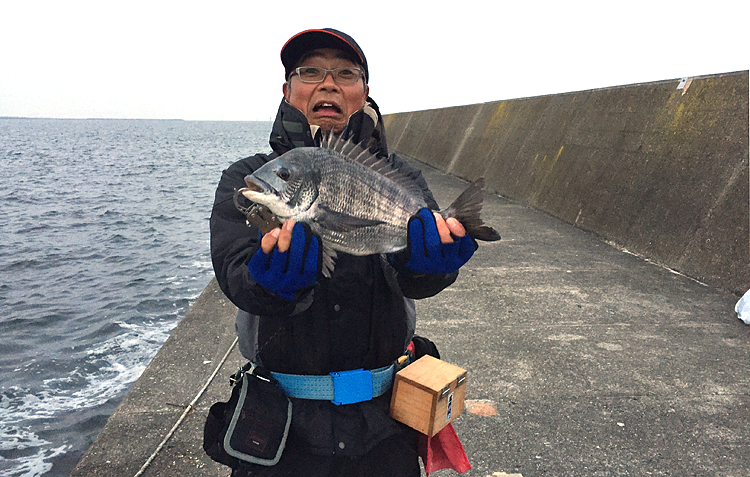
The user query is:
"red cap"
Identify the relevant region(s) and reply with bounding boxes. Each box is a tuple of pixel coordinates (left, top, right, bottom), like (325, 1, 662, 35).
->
(281, 28, 369, 82)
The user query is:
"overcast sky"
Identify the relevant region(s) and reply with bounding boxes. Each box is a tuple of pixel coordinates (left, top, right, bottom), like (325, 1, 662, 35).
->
(1, 0, 747, 121)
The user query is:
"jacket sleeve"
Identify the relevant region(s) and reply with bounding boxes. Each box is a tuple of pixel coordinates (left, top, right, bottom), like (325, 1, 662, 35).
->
(209, 155, 308, 316)
(385, 153, 460, 298)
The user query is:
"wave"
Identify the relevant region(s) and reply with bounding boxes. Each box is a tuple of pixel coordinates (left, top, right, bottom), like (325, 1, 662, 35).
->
(2, 320, 175, 422)
(0, 427, 70, 477)
(0, 318, 177, 476)
(0, 117, 269, 476)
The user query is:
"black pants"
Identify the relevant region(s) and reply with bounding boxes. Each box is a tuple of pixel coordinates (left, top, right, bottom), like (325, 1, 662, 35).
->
(230, 431, 421, 477)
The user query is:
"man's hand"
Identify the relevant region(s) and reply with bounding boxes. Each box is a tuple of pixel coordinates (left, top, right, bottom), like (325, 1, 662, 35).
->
(248, 220, 321, 300)
(395, 208, 476, 275)
(260, 219, 296, 254)
(433, 212, 467, 244)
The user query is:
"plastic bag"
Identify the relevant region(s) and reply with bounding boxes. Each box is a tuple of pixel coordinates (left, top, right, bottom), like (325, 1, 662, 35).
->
(735, 289, 750, 325)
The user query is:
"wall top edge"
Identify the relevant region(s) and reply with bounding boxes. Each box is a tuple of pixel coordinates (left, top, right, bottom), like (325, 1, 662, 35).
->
(384, 70, 749, 116)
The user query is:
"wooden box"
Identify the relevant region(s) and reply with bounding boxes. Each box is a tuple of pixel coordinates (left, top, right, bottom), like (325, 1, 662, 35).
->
(389, 355, 467, 436)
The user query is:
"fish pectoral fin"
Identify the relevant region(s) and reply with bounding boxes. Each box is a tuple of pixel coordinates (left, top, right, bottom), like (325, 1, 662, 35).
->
(313, 209, 386, 233)
(320, 244, 337, 278)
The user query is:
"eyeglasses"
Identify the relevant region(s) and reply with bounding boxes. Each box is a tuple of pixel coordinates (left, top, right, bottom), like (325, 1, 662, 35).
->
(291, 66, 364, 85)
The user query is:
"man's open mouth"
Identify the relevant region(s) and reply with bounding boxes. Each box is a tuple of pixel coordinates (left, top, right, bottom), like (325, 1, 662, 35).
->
(313, 101, 342, 113)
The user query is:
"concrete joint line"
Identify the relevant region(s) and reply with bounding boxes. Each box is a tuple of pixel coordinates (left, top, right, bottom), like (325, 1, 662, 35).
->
(133, 336, 239, 477)
(679, 155, 748, 269)
(447, 104, 485, 174)
(391, 112, 412, 150)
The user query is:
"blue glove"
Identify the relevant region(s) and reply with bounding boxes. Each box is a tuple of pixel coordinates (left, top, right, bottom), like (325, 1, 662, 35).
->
(398, 208, 475, 274)
(248, 222, 320, 300)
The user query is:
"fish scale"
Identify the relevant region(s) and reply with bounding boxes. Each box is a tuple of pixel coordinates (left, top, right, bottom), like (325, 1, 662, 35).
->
(309, 151, 422, 254)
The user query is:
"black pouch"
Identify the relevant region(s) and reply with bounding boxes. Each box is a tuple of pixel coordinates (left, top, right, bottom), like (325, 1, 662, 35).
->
(203, 364, 292, 468)
(411, 335, 440, 360)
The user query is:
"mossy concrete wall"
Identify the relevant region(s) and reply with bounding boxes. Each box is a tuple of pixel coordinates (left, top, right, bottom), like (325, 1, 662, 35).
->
(384, 71, 749, 294)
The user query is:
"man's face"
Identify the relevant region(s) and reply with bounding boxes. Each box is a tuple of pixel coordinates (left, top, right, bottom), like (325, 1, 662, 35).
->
(283, 48, 369, 134)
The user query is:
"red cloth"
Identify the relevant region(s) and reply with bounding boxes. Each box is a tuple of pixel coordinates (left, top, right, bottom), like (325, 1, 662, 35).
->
(418, 424, 471, 475)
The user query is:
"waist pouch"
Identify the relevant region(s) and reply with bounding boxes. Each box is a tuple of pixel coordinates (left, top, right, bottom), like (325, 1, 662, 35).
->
(203, 364, 292, 468)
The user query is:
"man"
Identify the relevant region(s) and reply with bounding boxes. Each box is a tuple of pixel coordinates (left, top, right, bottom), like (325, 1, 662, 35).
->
(210, 28, 475, 476)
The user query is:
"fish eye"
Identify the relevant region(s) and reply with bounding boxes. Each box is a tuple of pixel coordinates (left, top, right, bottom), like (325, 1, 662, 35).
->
(277, 168, 291, 181)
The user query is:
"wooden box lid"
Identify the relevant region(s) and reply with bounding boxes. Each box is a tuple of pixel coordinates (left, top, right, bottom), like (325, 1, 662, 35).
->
(395, 355, 467, 394)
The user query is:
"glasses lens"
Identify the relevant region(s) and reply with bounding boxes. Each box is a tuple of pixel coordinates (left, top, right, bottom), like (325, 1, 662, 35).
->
(297, 67, 325, 82)
(295, 67, 362, 85)
(334, 68, 360, 85)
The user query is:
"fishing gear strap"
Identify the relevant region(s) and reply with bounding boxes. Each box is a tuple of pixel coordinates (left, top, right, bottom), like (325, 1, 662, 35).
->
(203, 325, 291, 469)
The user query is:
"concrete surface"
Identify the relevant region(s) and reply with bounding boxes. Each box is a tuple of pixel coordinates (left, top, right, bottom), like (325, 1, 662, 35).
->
(383, 71, 750, 295)
(71, 161, 749, 476)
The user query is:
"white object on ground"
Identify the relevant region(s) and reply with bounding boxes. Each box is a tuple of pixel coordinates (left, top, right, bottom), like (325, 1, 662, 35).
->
(735, 289, 750, 325)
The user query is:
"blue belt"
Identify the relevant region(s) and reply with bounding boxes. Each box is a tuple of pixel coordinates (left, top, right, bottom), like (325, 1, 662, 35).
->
(270, 365, 395, 406)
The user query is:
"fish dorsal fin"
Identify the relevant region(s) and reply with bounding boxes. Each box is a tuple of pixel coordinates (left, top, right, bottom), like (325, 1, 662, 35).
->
(320, 133, 426, 199)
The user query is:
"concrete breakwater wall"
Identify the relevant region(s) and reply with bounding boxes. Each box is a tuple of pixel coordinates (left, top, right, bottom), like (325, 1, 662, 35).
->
(383, 71, 749, 294)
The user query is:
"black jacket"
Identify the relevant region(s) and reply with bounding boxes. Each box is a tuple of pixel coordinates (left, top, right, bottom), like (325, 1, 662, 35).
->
(209, 98, 457, 456)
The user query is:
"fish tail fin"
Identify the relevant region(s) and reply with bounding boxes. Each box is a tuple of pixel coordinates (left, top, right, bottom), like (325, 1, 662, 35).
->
(440, 178, 501, 242)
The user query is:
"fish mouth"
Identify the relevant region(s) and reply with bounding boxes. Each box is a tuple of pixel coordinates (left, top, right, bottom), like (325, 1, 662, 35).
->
(312, 100, 342, 114)
(242, 175, 268, 194)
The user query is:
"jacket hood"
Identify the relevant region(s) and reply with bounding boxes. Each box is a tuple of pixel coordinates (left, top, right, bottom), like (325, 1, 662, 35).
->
(269, 97, 389, 157)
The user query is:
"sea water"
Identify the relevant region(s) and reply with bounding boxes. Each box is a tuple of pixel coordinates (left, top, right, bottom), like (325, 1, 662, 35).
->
(0, 118, 271, 476)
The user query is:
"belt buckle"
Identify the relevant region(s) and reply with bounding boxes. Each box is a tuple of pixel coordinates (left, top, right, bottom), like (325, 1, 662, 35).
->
(330, 369, 373, 405)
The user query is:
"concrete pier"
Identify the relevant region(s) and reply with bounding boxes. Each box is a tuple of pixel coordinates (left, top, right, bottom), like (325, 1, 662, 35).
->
(73, 72, 749, 476)
(72, 162, 749, 476)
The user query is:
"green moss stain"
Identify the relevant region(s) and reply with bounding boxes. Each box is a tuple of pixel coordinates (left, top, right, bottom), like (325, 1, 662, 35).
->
(669, 102, 686, 132)
(486, 102, 509, 132)
(663, 77, 725, 136)
(552, 145, 564, 167)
